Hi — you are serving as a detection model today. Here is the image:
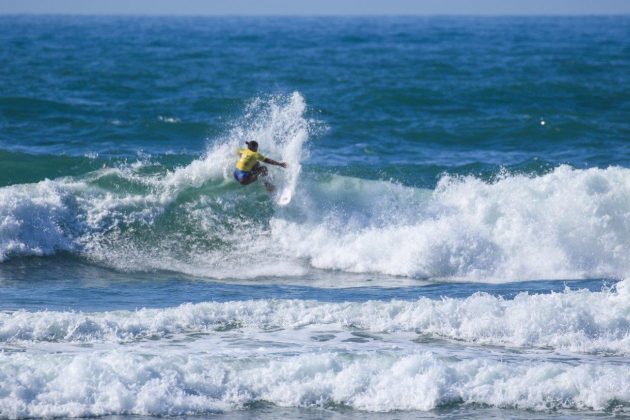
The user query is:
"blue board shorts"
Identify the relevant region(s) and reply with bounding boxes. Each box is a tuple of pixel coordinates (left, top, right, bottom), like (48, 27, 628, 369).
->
(233, 169, 251, 182)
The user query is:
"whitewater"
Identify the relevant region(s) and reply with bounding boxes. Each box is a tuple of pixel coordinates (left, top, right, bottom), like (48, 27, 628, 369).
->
(1, 280, 629, 417)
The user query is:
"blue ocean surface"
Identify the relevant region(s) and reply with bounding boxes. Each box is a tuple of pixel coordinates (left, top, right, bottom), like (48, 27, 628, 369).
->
(0, 15, 629, 418)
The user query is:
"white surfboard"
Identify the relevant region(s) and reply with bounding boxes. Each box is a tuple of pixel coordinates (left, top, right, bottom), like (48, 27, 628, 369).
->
(276, 160, 300, 206)
(277, 186, 292, 206)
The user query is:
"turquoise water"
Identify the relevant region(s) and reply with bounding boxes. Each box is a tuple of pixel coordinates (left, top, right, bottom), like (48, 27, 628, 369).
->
(0, 16, 629, 418)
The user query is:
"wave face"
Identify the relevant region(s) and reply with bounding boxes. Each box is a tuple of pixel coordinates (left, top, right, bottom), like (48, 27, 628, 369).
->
(0, 279, 628, 417)
(0, 91, 629, 282)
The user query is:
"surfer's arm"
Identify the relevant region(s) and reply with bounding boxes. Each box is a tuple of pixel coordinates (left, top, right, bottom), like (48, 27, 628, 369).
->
(263, 157, 287, 168)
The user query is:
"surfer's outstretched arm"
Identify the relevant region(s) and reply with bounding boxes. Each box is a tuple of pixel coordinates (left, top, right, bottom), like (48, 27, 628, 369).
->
(263, 158, 287, 168)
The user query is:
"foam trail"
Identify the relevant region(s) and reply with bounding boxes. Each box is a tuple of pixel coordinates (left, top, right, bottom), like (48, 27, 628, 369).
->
(0, 180, 81, 260)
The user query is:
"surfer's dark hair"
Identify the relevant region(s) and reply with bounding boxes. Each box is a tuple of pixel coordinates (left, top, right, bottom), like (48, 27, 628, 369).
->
(246, 141, 258, 150)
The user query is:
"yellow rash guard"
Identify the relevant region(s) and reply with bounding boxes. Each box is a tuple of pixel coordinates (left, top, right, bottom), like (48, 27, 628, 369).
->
(236, 148, 266, 171)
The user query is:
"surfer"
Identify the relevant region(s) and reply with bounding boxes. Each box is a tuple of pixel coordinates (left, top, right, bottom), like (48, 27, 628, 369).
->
(234, 141, 286, 192)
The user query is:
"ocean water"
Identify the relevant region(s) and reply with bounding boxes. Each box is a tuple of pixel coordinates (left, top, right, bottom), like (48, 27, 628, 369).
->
(0, 15, 629, 418)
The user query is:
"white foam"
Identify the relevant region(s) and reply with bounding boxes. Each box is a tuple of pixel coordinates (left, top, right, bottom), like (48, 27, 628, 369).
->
(0, 179, 80, 261)
(0, 349, 627, 417)
(157, 115, 180, 123)
(2, 280, 628, 355)
(271, 165, 630, 281)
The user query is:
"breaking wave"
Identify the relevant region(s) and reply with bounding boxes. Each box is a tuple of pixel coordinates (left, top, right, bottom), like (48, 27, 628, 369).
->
(0, 92, 629, 282)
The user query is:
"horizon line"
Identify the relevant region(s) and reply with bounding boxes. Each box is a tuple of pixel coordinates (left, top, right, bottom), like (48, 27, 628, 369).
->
(2, 12, 629, 17)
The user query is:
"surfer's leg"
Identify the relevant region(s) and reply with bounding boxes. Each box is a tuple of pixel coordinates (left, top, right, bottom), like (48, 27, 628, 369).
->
(253, 164, 273, 191)
(241, 172, 274, 193)
(234, 165, 271, 188)
(237, 172, 270, 187)
(251, 162, 268, 177)
(239, 176, 257, 185)
(262, 180, 276, 193)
